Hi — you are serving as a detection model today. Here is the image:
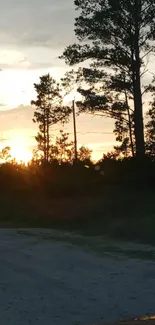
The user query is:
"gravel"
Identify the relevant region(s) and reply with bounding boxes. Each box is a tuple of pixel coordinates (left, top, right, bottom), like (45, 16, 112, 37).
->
(0, 229, 155, 325)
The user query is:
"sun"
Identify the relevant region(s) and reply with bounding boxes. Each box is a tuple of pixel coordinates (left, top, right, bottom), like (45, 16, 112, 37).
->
(10, 137, 33, 165)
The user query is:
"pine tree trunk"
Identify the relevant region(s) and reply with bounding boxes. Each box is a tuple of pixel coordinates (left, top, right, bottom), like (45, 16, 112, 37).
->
(46, 95, 50, 164)
(125, 93, 135, 158)
(46, 111, 50, 164)
(128, 108, 135, 158)
(43, 107, 46, 164)
(133, 0, 145, 158)
(134, 52, 145, 158)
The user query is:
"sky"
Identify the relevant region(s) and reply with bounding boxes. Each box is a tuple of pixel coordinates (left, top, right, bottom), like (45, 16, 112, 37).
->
(0, 0, 154, 161)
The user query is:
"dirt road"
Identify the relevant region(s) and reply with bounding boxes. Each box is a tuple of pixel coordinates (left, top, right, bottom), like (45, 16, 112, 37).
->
(0, 229, 155, 325)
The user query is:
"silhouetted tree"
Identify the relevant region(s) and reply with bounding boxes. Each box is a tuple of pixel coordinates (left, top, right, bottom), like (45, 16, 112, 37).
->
(102, 151, 118, 161)
(78, 146, 92, 162)
(146, 103, 155, 158)
(61, 0, 155, 158)
(112, 99, 135, 157)
(112, 98, 135, 157)
(50, 130, 74, 164)
(49, 130, 92, 164)
(31, 149, 43, 166)
(0, 146, 12, 163)
(62, 68, 135, 158)
(114, 138, 131, 158)
(31, 74, 71, 164)
(49, 145, 59, 162)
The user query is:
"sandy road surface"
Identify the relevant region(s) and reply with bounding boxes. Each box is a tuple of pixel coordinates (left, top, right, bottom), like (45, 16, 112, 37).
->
(0, 229, 155, 325)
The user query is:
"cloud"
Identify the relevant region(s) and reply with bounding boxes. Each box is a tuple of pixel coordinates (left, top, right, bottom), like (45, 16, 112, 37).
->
(0, 1, 76, 70)
(0, 48, 66, 71)
(0, 61, 54, 71)
(0, 0, 76, 50)
(0, 103, 6, 107)
(0, 105, 35, 132)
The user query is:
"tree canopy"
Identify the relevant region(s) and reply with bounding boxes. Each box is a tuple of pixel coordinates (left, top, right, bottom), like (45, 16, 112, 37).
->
(31, 74, 71, 163)
(61, 0, 155, 158)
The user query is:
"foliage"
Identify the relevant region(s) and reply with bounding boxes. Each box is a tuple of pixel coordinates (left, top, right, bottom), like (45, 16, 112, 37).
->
(0, 146, 12, 163)
(31, 149, 43, 166)
(61, 0, 155, 157)
(50, 130, 74, 164)
(145, 77, 155, 158)
(146, 104, 155, 158)
(78, 145, 92, 162)
(113, 100, 135, 157)
(31, 74, 71, 163)
(114, 138, 132, 158)
(49, 130, 92, 164)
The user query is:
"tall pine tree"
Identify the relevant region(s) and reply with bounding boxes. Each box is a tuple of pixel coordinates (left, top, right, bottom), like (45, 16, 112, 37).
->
(31, 74, 71, 163)
(61, 0, 155, 158)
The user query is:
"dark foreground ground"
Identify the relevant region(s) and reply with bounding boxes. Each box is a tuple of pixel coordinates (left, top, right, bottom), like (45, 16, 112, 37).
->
(0, 186, 155, 245)
(1, 229, 155, 325)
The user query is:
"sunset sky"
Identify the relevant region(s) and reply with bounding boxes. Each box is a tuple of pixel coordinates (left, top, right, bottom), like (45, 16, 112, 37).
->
(0, 0, 154, 161)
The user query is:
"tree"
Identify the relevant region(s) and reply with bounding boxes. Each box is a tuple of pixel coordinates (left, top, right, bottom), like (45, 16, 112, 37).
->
(78, 145, 92, 162)
(61, 0, 155, 158)
(49, 130, 92, 164)
(112, 97, 135, 157)
(63, 69, 135, 158)
(50, 130, 74, 164)
(0, 146, 12, 163)
(31, 74, 71, 164)
(31, 149, 43, 166)
(146, 103, 155, 158)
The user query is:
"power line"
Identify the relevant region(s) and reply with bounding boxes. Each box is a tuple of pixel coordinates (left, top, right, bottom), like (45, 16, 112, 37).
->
(76, 131, 113, 135)
(50, 129, 113, 135)
(0, 131, 113, 142)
